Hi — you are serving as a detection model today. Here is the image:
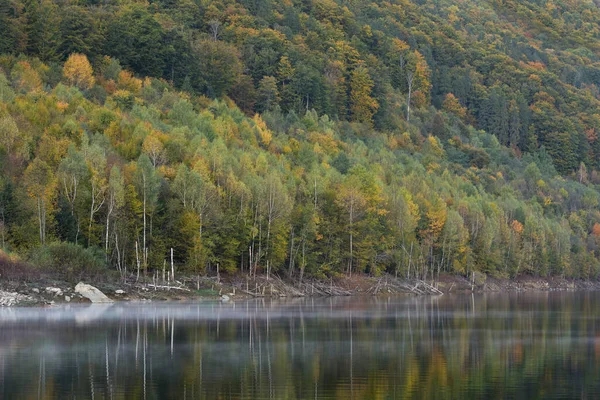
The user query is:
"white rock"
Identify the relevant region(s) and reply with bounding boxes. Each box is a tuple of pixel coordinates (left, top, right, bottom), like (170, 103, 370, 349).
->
(32, 288, 40, 293)
(65, 296, 71, 302)
(0, 290, 32, 306)
(221, 295, 230, 302)
(45, 287, 63, 296)
(74, 282, 113, 303)
(115, 289, 125, 295)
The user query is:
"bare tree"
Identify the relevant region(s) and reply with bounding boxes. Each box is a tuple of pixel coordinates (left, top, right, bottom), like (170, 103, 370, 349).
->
(406, 71, 414, 122)
(209, 20, 221, 41)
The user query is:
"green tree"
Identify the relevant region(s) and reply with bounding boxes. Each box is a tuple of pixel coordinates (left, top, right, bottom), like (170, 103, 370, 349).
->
(191, 39, 242, 98)
(0, 115, 22, 157)
(59, 6, 101, 57)
(24, 0, 61, 61)
(106, 6, 165, 77)
(173, 163, 218, 272)
(256, 76, 280, 113)
(0, 0, 25, 54)
(0, 72, 16, 103)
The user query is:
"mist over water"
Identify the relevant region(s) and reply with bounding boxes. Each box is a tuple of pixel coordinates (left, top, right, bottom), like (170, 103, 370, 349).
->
(1, 293, 600, 399)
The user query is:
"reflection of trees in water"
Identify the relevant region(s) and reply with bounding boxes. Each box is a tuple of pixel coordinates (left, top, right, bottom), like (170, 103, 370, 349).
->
(2, 293, 600, 399)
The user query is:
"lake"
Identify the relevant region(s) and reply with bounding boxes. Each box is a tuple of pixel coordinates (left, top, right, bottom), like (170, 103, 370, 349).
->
(1, 292, 599, 399)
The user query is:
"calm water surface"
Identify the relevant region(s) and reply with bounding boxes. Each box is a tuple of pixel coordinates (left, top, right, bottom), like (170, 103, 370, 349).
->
(1, 292, 600, 399)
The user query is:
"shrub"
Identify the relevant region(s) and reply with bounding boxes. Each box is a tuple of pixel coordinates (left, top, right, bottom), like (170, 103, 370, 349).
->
(29, 242, 107, 280)
(0, 250, 39, 281)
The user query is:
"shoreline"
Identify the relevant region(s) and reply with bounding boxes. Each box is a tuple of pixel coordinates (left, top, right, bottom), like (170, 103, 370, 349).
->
(1, 272, 599, 307)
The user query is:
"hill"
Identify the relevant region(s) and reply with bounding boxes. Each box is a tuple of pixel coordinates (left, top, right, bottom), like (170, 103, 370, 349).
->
(1, 0, 600, 280)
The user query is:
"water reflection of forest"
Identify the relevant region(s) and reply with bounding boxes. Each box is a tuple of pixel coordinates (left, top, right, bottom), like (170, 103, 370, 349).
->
(2, 293, 600, 399)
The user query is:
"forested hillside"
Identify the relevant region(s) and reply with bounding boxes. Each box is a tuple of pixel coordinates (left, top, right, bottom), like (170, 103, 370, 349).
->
(2, 0, 600, 280)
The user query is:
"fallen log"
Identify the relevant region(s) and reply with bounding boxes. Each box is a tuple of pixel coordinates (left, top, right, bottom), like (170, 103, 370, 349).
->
(146, 284, 191, 292)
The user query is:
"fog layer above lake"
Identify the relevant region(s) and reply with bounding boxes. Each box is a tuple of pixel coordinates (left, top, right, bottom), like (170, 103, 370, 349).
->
(2, 293, 599, 399)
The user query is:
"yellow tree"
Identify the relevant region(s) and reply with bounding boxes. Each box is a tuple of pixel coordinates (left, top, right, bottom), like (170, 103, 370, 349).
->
(0, 116, 23, 157)
(336, 174, 367, 274)
(11, 61, 42, 93)
(23, 158, 57, 245)
(417, 194, 447, 278)
(253, 114, 272, 147)
(117, 70, 142, 93)
(423, 197, 447, 244)
(324, 60, 347, 117)
(406, 50, 431, 121)
(412, 51, 431, 100)
(349, 65, 379, 124)
(63, 53, 95, 90)
(277, 56, 295, 87)
(389, 38, 410, 88)
(142, 131, 167, 167)
(278, 55, 296, 110)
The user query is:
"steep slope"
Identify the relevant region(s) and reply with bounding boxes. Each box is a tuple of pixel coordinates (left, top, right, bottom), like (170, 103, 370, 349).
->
(0, 55, 599, 279)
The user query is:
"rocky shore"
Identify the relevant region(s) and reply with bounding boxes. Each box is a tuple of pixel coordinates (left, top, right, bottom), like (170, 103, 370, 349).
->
(0, 290, 33, 306)
(1, 272, 600, 307)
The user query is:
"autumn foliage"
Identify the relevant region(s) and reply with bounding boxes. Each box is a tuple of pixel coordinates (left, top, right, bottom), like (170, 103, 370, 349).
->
(63, 53, 95, 90)
(1, 0, 600, 280)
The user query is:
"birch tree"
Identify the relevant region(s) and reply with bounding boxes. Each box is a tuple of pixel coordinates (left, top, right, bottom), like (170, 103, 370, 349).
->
(106, 166, 124, 263)
(336, 174, 367, 275)
(58, 145, 88, 243)
(135, 154, 160, 270)
(85, 143, 108, 246)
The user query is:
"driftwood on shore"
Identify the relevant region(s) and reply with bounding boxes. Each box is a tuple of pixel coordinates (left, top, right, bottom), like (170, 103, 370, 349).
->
(234, 275, 307, 297)
(298, 281, 352, 296)
(365, 278, 443, 295)
(229, 274, 444, 298)
(146, 284, 191, 292)
(0, 272, 449, 308)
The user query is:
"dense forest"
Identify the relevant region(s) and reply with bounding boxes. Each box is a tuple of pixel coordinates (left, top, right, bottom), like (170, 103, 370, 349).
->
(2, 0, 600, 280)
